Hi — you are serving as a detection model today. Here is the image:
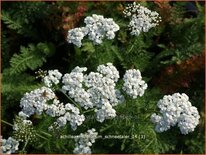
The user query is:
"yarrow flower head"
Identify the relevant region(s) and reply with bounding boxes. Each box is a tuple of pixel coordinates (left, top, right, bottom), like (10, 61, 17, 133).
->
(95, 99, 116, 122)
(67, 27, 88, 47)
(13, 116, 37, 143)
(19, 86, 85, 131)
(51, 102, 85, 130)
(151, 93, 200, 134)
(19, 87, 56, 117)
(123, 2, 161, 36)
(97, 63, 120, 82)
(0, 137, 19, 154)
(14, 63, 148, 154)
(84, 14, 120, 44)
(122, 69, 147, 98)
(67, 14, 119, 47)
(62, 63, 127, 122)
(43, 69, 62, 87)
(62, 66, 93, 110)
(73, 128, 98, 154)
(18, 63, 146, 132)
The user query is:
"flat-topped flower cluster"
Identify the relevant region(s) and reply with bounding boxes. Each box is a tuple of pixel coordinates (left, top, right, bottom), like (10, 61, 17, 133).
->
(18, 63, 147, 131)
(0, 137, 19, 154)
(123, 69, 147, 99)
(19, 86, 85, 131)
(12, 63, 147, 154)
(73, 128, 98, 154)
(151, 93, 200, 134)
(67, 14, 120, 47)
(4, 62, 200, 154)
(123, 2, 161, 36)
(67, 3, 161, 48)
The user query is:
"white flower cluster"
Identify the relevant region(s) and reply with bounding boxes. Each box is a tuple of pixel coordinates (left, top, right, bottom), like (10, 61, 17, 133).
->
(95, 99, 116, 122)
(45, 99, 66, 117)
(52, 102, 85, 130)
(123, 2, 161, 36)
(122, 69, 147, 99)
(84, 14, 120, 44)
(0, 137, 19, 154)
(67, 27, 88, 47)
(62, 66, 93, 109)
(19, 87, 85, 131)
(19, 87, 56, 117)
(18, 63, 147, 132)
(73, 128, 98, 154)
(62, 63, 125, 123)
(97, 63, 120, 82)
(13, 117, 37, 143)
(43, 69, 62, 87)
(67, 14, 119, 47)
(151, 93, 200, 135)
(13, 119, 33, 132)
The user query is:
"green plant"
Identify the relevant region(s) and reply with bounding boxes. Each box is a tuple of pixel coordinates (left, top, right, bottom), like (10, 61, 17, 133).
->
(1, 1, 204, 154)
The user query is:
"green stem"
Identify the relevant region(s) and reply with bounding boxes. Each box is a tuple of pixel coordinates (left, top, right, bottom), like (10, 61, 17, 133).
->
(127, 44, 135, 53)
(60, 90, 83, 113)
(36, 133, 48, 140)
(40, 131, 52, 137)
(83, 108, 95, 114)
(1, 120, 13, 126)
(127, 37, 138, 53)
(22, 139, 29, 152)
(95, 45, 98, 59)
(142, 138, 155, 153)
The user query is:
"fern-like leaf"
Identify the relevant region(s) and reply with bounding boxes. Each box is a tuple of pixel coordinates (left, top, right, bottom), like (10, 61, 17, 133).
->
(2, 69, 42, 102)
(1, 10, 23, 31)
(10, 42, 55, 74)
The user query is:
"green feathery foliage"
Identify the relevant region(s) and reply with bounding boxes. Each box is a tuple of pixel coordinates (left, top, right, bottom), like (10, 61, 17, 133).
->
(10, 43, 55, 74)
(2, 69, 41, 100)
(1, 11, 23, 31)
